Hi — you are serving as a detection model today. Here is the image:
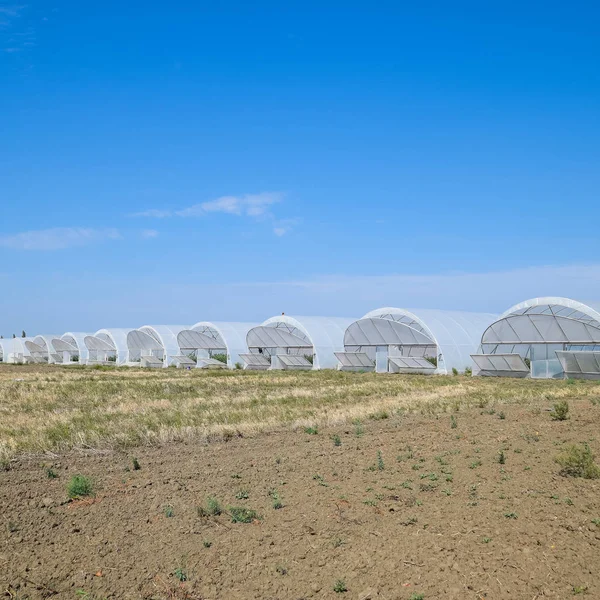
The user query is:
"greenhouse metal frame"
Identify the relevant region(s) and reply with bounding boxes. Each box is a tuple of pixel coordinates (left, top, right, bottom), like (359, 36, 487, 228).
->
(340, 307, 498, 374)
(177, 321, 258, 369)
(473, 297, 600, 379)
(244, 315, 356, 370)
(127, 325, 189, 368)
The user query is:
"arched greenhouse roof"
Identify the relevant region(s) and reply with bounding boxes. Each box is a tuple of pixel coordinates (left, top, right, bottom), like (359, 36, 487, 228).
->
(85, 328, 135, 365)
(178, 321, 258, 368)
(482, 297, 600, 345)
(0, 337, 32, 363)
(247, 315, 356, 369)
(359, 307, 498, 373)
(53, 332, 92, 362)
(128, 325, 190, 365)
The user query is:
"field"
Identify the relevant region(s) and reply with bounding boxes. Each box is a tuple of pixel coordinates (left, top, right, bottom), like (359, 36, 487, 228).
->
(1, 366, 600, 599)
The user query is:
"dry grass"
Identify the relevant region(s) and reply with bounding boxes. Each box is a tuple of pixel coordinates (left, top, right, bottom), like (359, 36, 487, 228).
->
(1, 364, 599, 463)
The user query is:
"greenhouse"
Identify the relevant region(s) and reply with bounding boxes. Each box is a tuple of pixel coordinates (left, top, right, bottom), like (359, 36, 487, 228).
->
(126, 325, 189, 367)
(176, 321, 258, 369)
(84, 328, 133, 365)
(472, 297, 600, 379)
(25, 335, 60, 363)
(243, 315, 355, 370)
(0, 337, 32, 364)
(339, 307, 497, 374)
(50, 332, 92, 365)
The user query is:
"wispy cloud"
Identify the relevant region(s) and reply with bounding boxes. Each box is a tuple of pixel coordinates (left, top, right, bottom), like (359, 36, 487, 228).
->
(0, 5, 26, 19)
(141, 229, 159, 239)
(0, 227, 122, 251)
(131, 208, 173, 218)
(132, 191, 297, 236)
(1, 5, 35, 55)
(176, 192, 283, 218)
(273, 218, 301, 237)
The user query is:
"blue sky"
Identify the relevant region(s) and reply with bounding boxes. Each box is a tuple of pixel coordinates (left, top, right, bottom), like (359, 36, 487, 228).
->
(1, 1, 599, 334)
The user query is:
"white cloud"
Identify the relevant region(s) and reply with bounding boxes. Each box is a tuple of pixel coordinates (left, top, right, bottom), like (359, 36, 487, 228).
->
(132, 191, 296, 236)
(176, 192, 283, 218)
(141, 229, 159, 239)
(0, 227, 122, 251)
(272, 218, 301, 237)
(131, 209, 172, 218)
(0, 6, 26, 17)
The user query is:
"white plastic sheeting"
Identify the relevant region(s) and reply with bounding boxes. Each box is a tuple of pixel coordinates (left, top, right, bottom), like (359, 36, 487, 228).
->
(51, 332, 92, 364)
(0, 337, 33, 364)
(557, 351, 600, 380)
(246, 315, 356, 370)
(345, 308, 497, 374)
(84, 328, 133, 365)
(177, 321, 257, 369)
(26, 335, 61, 363)
(388, 356, 437, 374)
(127, 325, 190, 367)
(334, 351, 375, 371)
(471, 354, 530, 378)
(478, 297, 600, 379)
(239, 353, 271, 369)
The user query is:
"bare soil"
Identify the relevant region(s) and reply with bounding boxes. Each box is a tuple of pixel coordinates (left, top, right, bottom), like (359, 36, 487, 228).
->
(1, 397, 600, 599)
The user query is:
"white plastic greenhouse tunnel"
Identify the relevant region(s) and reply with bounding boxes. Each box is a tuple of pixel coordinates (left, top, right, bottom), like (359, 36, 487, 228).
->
(126, 325, 189, 368)
(243, 315, 356, 370)
(176, 322, 258, 369)
(84, 328, 133, 365)
(24, 335, 61, 364)
(338, 307, 497, 375)
(50, 332, 92, 365)
(0, 337, 33, 364)
(472, 297, 600, 379)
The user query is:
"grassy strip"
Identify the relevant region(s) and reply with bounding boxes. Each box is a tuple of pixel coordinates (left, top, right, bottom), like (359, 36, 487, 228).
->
(0, 365, 599, 461)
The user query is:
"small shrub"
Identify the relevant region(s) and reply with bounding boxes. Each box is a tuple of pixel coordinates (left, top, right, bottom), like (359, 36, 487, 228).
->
(269, 489, 283, 510)
(173, 566, 187, 582)
(203, 540, 212, 548)
(377, 450, 385, 471)
(7, 521, 19, 533)
(164, 504, 174, 518)
(498, 411, 506, 420)
(206, 496, 222, 516)
(353, 420, 364, 437)
(229, 506, 258, 523)
(369, 410, 389, 421)
(498, 451, 506, 465)
(304, 426, 318, 435)
(555, 444, 600, 479)
(333, 579, 347, 593)
(550, 400, 570, 421)
(235, 489, 249, 500)
(332, 434, 341, 447)
(410, 594, 425, 600)
(464, 366, 472, 376)
(132, 457, 141, 471)
(212, 353, 227, 364)
(504, 512, 518, 519)
(46, 468, 58, 479)
(450, 415, 457, 429)
(452, 367, 459, 376)
(234, 362, 243, 370)
(67, 475, 94, 499)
